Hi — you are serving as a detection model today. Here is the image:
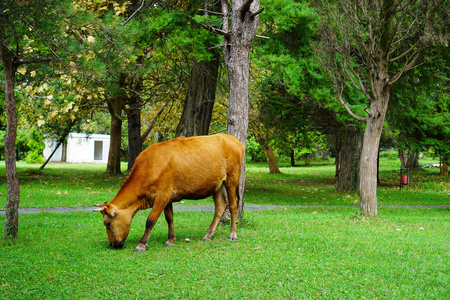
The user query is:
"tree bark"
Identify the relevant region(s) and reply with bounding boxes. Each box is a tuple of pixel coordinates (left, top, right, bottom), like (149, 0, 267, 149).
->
(222, 0, 260, 218)
(175, 54, 219, 138)
(261, 143, 281, 174)
(359, 73, 390, 217)
(336, 125, 363, 191)
(1, 17, 20, 239)
(440, 156, 449, 176)
(126, 100, 142, 172)
(106, 99, 125, 174)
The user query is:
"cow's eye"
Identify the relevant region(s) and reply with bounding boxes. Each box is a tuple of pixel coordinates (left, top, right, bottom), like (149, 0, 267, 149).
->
(105, 223, 111, 229)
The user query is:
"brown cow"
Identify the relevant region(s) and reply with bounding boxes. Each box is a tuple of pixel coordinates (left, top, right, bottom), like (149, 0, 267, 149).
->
(94, 133, 245, 253)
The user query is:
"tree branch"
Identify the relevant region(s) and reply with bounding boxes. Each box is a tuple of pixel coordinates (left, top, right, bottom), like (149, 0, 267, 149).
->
(250, 5, 266, 18)
(141, 102, 168, 143)
(22, 16, 61, 62)
(200, 23, 230, 37)
(198, 9, 225, 16)
(123, 0, 145, 26)
(337, 90, 367, 123)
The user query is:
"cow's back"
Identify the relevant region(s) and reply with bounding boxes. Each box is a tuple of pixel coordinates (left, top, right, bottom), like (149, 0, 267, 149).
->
(129, 133, 244, 200)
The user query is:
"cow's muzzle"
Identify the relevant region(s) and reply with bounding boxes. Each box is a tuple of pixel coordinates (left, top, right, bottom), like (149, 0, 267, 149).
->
(110, 240, 125, 249)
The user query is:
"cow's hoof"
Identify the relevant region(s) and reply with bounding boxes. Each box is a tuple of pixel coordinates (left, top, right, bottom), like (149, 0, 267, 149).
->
(228, 237, 238, 242)
(164, 242, 173, 247)
(202, 238, 211, 242)
(134, 246, 146, 253)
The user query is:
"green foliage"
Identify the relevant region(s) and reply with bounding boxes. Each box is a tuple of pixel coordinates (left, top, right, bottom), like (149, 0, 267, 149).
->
(388, 45, 450, 161)
(379, 150, 398, 160)
(246, 136, 266, 162)
(24, 129, 45, 164)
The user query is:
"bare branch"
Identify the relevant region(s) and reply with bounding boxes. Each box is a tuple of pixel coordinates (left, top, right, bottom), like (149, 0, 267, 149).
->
(22, 16, 61, 62)
(255, 35, 270, 39)
(141, 102, 168, 143)
(337, 93, 367, 123)
(389, 46, 425, 85)
(123, 0, 145, 26)
(198, 9, 225, 16)
(390, 39, 421, 62)
(199, 23, 230, 36)
(250, 5, 267, 18)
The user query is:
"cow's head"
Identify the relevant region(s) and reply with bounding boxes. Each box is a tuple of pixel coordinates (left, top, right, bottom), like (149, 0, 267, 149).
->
(94, 202, 132, 249)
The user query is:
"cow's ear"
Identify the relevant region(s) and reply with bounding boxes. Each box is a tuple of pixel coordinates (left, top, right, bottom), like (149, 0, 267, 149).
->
(94, 202, 117, 218)
(104, 204, 118, 218)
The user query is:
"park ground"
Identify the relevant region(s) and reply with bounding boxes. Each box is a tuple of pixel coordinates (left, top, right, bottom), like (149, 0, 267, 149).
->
(0, 157, 449, 299)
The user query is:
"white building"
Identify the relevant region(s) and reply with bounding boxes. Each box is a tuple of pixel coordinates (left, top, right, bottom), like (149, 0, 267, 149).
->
(44, 133, 110, 163)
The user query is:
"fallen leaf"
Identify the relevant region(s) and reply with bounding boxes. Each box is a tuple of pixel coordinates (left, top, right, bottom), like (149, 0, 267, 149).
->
(396, 228, 402, 231)
(419, 227, 425, 230)
(252, 246, 262, 250)
(184, 238, 190, 242)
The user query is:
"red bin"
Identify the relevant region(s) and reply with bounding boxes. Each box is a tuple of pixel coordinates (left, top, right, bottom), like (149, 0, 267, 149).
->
(400, 175, 408, 185)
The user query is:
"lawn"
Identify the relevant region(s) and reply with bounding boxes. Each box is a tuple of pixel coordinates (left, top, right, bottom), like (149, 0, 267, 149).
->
(0, 157, 449, 299)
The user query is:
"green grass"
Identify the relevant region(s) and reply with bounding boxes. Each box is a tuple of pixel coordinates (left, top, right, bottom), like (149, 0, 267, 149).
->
(0, 158, 449, 298)
(1, 207, 448, 299)
(0, 157, 448, 209)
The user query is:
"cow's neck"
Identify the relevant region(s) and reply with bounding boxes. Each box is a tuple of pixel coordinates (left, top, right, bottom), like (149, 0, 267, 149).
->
(111, 185, 150, 216)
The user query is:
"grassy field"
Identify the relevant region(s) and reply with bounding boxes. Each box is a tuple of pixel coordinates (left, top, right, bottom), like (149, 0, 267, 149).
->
(0, 157, 449, 299)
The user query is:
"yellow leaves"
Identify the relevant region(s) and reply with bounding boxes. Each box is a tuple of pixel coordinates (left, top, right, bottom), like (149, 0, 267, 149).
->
(37, 120, 45, 127)
(17, 66, 27, 75)
(86, 36, 96, 44)
(113, 1, 131, 16)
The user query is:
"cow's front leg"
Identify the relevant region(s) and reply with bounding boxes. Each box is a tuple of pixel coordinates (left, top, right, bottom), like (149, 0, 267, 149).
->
(134, 202, 166, 253)
(164, 202, 176, 247)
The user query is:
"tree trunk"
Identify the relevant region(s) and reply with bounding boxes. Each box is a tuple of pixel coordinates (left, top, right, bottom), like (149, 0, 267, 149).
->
(40, 119, 76, 170)
(1, 18, 20, 239)
(290, 150, 297, 167)
(261, 143, 281, 174)
(175, 54, 219, 138)
(359, 77, 390, 217)
(440, 156, 449, 176)
(406, 152, 419, 169)
(106, 99, 125, 174)
(222, 0, 260, 218)
(398, 149, 419, 169)
(126, 101, 142, 171)
(336, 125, 362, 191)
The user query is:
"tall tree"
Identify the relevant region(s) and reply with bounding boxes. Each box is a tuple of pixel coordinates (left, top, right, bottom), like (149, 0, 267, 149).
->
(0, 0, 70, 238)
(222, 0, 261, 217)
(200, 0, 262, 218)
(317, 0, 449, 217)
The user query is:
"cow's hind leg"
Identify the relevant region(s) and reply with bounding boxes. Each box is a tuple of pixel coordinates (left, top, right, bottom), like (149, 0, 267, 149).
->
(227, 184, 239, 241)
(134, 201, 166, 253)
(203, 186, 227, 242)
(164, 203, 176, 247)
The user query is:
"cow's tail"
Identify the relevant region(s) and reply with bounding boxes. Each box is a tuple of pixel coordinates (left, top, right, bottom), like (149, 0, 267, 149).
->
(236, 183, 241, 210)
